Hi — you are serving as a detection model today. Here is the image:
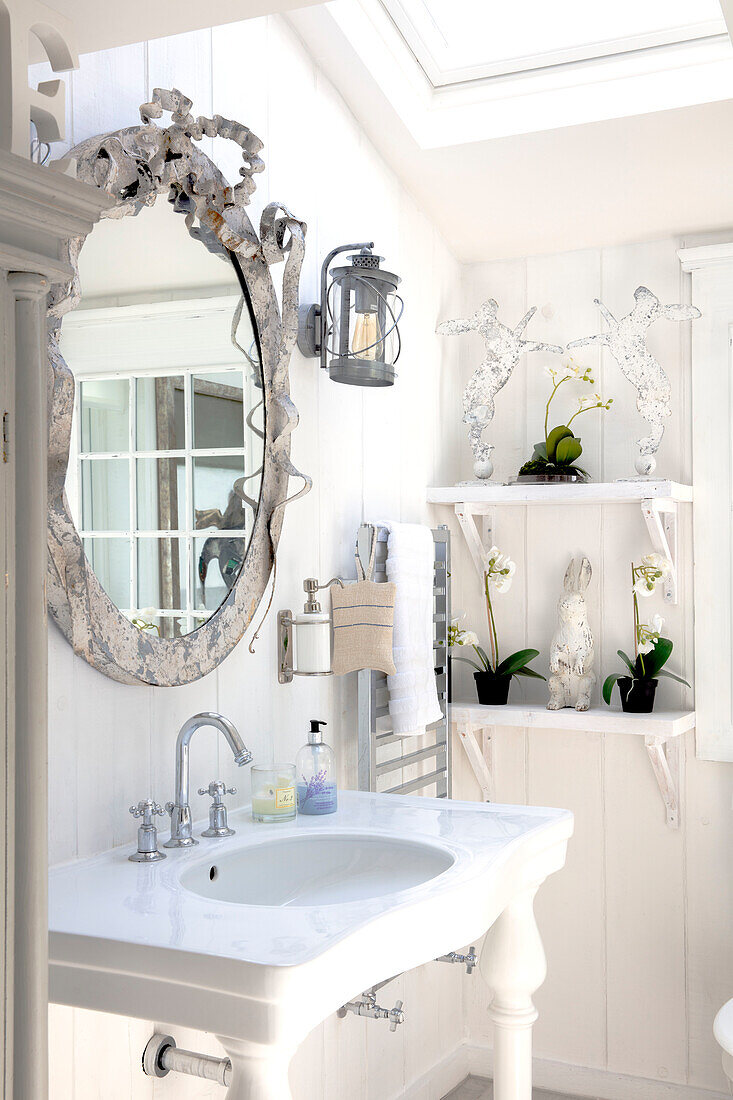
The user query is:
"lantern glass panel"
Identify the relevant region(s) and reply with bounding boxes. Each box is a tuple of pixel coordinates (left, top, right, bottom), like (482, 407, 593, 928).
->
(327, 265, 401, 387)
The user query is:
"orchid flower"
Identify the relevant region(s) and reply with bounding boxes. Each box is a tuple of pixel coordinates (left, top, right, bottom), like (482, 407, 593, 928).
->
(449, 545, 544, 685)
(637, 614, 664, 655)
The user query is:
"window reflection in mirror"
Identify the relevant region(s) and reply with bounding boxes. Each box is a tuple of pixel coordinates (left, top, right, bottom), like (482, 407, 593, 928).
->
(59, 200, 264, 639)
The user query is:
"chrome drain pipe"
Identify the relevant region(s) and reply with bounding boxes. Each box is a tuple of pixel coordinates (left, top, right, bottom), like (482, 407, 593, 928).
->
(143, 1033, 232, 1087)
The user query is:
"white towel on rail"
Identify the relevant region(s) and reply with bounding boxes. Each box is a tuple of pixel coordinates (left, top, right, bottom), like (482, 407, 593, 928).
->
(381, 521, 443, 738)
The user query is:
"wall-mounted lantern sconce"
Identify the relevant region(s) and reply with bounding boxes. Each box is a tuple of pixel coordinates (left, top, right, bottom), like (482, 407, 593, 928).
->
(297, 242, 403, 387)
(278, 577, 344, 684)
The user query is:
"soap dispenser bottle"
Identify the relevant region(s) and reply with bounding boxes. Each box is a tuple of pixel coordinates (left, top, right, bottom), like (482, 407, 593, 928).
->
(296, 720, 337, 815)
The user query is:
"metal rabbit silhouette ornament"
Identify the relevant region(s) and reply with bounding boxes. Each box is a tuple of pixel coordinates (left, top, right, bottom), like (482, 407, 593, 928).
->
(547, 557, 595, 713)
(437, 299, 562, 480)
(568, 286, 701, 477)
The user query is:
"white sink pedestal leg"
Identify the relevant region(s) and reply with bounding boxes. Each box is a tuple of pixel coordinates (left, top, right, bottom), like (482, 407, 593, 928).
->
(217, 1037, 294, 1100)
(480, 886, 546, 1100)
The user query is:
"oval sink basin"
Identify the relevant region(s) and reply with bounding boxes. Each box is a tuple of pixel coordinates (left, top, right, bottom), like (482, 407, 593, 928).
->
(180, 832, 455, 907)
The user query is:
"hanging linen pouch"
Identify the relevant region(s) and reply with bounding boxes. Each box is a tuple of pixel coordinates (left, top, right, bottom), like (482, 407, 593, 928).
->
(331, 528, 396, 676)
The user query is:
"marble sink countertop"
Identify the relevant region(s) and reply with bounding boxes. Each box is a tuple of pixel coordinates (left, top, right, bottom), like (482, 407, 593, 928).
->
(49, 789, 573, 969)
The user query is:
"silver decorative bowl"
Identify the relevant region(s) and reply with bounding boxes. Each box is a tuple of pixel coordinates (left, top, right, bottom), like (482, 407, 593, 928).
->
(511, 473, 586, 484)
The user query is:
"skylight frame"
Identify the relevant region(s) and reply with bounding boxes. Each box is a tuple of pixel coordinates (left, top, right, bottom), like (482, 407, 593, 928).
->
(305, 1, 733, 150)
(379, 0, 728, 89)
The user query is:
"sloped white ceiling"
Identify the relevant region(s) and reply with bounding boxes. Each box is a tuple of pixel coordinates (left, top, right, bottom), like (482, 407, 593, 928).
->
(288, 3, 733, 262)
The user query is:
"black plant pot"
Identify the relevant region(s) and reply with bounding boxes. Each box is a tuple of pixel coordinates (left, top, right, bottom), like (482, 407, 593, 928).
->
(474, 671, 511, 706)
(618, 676, 658, 713)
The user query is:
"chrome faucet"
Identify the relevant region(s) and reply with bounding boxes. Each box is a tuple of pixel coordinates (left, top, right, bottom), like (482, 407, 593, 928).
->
(164, 712, 252, 848)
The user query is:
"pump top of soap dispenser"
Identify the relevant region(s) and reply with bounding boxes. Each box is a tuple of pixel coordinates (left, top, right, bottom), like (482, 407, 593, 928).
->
(308, 719, 327, 745)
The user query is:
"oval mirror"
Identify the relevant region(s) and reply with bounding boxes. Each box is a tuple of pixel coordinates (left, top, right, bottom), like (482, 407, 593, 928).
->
(59, 200, 263, 640)
(46, 90, 308, 686)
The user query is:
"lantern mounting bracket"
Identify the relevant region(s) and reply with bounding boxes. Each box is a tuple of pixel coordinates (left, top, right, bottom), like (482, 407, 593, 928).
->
(297, 241, 374, 366)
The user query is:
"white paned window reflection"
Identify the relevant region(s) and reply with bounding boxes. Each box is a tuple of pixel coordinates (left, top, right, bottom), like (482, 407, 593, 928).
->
(72, 364, 260, 638)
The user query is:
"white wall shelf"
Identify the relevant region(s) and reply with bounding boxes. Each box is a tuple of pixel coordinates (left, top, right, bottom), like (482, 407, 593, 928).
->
(428, 481, 692, 604)
(452, 702, 695, 737)
(452, 702, 695, 828)
(427, 480, 693, 506)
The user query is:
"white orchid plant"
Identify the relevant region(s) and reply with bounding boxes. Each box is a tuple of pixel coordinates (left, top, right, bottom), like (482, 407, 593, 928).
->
(450, 547, 545, 682)
(602, 553, 690, 704)
(519, 357, 613, 481)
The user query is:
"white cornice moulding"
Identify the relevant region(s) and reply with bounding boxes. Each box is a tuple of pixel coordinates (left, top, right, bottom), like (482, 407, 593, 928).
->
(678, 242, 733, 271)
(0, 151, 111, 279)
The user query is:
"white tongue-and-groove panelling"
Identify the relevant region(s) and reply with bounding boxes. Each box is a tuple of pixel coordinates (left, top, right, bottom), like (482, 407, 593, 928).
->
(448, 243, 730, 1098)
(39, 14, 733, 1100)
(44, 14, 466, 1100)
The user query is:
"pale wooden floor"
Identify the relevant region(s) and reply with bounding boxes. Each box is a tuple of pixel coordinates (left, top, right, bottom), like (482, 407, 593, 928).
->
(442, 1078, 593, 1100)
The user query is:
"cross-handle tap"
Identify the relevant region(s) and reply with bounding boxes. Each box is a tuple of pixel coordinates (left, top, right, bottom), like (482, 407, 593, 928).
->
(198, 780, 237, 838)
(338, 989, 405, 1031)
(128, 800, 166, 863)
(389, 1000, 404, 1032)
(164, 713, 252, 849)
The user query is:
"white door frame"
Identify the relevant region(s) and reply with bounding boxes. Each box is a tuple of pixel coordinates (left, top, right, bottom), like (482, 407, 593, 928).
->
(0, 147, 110, 1098)
(679, 243, 733, 761)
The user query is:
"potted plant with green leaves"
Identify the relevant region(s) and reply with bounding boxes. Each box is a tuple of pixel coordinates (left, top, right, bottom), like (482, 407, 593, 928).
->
(602, 554, 690, 713)
(517, 358, 612, 482)
(449, 547, 545, 705)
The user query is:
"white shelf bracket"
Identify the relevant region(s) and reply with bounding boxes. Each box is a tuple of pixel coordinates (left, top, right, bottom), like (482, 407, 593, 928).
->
(644, 734, 682, 828)
(455, 716, 493, 802)
(454, 502, 494, 584)
(641, 498, 678, 604)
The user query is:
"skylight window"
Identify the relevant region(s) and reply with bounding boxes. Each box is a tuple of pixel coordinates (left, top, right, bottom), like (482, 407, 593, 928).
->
(383, 0, 727, 86)
(309, 0, 733, 148)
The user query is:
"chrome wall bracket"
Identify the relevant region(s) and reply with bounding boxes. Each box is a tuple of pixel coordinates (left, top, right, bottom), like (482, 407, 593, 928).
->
(277, 609, 295, 684)
(278, 577, 342, 683)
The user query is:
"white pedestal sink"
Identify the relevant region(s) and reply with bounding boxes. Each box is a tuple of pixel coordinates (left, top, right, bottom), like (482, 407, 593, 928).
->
(49, 790, 573, 1100)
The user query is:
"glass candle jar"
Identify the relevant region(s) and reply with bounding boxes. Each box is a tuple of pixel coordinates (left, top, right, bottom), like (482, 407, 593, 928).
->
(250, 764, 297, 823)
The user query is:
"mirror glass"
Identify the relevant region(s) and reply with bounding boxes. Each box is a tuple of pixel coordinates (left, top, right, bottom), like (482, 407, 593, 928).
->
(59, 200, 264, 639)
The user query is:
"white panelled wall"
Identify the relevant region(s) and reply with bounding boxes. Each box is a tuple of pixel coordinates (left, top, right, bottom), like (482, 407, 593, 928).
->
(46, 16, 466, 1100)
(43, 16, 733, 1100)
(445, 244, 733, 1097)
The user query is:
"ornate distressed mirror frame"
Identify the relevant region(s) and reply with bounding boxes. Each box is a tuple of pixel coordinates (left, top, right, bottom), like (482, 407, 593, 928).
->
(46, 88, 310, 686)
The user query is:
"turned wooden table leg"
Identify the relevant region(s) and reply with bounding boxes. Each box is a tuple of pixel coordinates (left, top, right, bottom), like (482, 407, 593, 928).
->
(216, 1036, 294, 1100)
(480, 887, 546, 1100)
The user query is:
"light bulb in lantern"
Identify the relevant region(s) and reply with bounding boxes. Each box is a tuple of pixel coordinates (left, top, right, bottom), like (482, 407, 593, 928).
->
(351, 311, 382, 361)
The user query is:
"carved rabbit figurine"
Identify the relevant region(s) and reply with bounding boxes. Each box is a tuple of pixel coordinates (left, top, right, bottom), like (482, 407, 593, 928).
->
(547, 557, 596, 712)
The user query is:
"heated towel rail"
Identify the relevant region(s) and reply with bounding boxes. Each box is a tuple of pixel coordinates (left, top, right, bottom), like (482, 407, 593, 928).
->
(357, 524, 451, 797)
